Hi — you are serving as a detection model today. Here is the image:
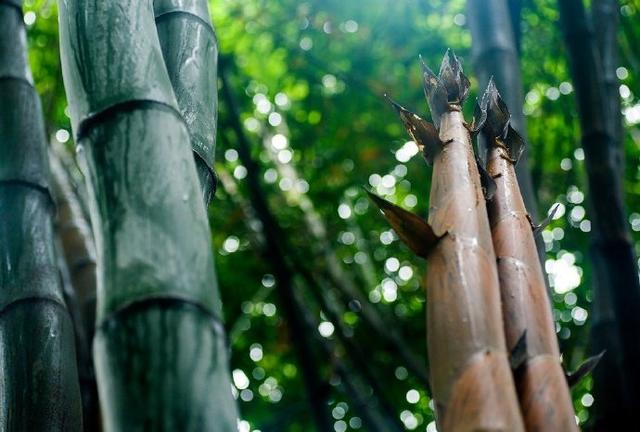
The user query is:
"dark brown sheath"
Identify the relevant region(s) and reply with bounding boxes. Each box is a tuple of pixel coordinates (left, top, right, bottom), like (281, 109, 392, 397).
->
(477, 80, 578, 432)
(371, 52, 524, 431)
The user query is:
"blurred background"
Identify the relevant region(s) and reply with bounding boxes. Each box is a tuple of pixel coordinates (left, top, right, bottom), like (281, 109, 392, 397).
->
(23, 0, 640, 430)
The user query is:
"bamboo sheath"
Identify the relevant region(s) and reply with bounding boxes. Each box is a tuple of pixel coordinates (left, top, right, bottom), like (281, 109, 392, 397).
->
(0, 0, 82, 429)
(427, 106, 523, 432)
(58, 0, 237, 429)
(479, 82, 577, 431)
(371, 53, 524, 431)
(154, 0, 219, 204)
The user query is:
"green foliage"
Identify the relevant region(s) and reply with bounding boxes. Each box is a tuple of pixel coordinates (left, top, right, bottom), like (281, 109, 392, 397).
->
(24, 0, 640, 429)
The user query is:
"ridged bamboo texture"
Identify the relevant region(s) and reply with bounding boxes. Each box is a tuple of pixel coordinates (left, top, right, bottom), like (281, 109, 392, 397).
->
(57, 0, 237, 430)
(383, 53, 525, 431)
(154, 0, 219, 204)
(428, 111, 522, 431)
(479, 83, 578, 432)
(0, 1, 82, 429)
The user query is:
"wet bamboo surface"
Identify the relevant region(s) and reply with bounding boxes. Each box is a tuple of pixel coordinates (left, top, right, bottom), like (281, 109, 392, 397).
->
(154, 0, 219, 204)
(0, 0, 82, 429)
(57, 0, 237, 429)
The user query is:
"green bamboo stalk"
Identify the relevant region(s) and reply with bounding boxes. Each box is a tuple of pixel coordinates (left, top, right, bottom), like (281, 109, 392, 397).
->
(154, 0, 219, 204)
(219, 64, 333, 431)
(477, 80, 578, 431)
(57, 0, 237, 430)
(0, 1, 82, 429)
(370, 52, 524, 431)
(559, 1, 640, 428)
(50, 149, 97, 349)
(466, 0, 539, 220)
(50, 150, 101, 432)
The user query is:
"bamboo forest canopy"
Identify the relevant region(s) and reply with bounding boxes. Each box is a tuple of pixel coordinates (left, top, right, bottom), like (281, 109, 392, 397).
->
(19, 0, 640, 430)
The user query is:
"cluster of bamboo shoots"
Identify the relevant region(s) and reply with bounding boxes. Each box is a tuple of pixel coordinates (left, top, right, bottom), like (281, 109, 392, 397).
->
(370, 51, 581, 431)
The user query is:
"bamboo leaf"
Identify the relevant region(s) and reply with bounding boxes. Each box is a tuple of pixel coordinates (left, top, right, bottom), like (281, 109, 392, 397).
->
(566, 351, 606, 388)
(470, 93, 488, 137)
(385, 95, 441, 165)
(420, 55, 449, 128)
(366, 190, 440, 258)
(532, 203, 560, 236)
(504, 125, 525, 165)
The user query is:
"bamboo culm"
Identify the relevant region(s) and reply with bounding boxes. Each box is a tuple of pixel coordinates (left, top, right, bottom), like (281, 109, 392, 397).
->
(559, 1, 640, 428)
(0, 0, 82, 429)
(466, 0, 539, 223)
(477, 81, 578, 431)
(219, 63, 333, 431)
(50, 151, 101, 431)
(154, 0, 219, 205)
(57, 0, 237, 429)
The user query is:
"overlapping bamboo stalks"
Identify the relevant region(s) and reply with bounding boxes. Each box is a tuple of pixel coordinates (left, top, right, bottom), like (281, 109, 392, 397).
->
(368, 49, 604, 430)
(57, 0, 237, 429)
(370, 51, 525, 431)
(0, 0, 82, 429)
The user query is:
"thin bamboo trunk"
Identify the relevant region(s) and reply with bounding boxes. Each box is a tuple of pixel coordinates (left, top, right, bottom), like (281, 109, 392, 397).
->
(50, 151, 101, 431)
(293, 280, 403, 432)
(296, 268, 404, 431)
(50, 150, 97, 345)
(219, 63, 332, 431)
(593, 0, 623, 146)
(588, 4, 629, 428)
(218, 165, 403, 431)
(263, 127, 431, 389)
(559, 1, 640, 429)
(478, 81, 578, 431)
(0, 1, 82, 429)
(372, 52, 524, 431)
(57, 0, 237, 430)
(154, 0, 218, 204)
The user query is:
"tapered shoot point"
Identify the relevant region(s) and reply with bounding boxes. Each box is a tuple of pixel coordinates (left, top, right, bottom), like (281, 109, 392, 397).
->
(532, 203, 561, 236)
(566, 351, 606, 388)
(366, 189, 440, 258)
(478, 79, 525, 164)
(384, 94, 441, 165)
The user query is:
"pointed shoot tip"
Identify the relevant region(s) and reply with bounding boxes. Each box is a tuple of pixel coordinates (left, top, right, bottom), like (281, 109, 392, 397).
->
(384, 94, 406, 115)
